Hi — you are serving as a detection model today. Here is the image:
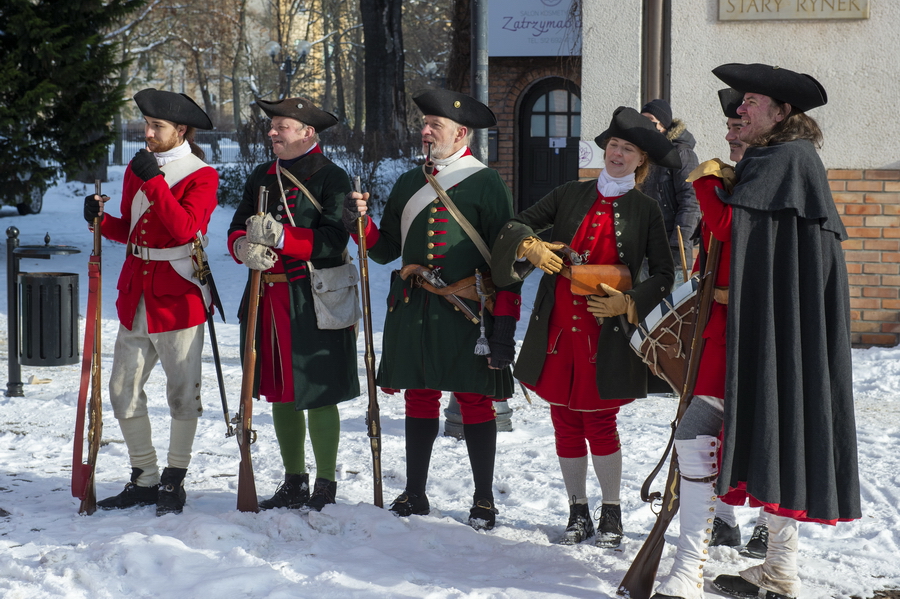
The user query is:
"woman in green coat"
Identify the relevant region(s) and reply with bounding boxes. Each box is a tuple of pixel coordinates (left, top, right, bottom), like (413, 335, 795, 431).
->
(492, 106, 677, 548)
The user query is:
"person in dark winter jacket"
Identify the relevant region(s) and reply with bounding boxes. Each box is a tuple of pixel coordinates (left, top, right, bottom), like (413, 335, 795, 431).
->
(640, 99, 700, 283)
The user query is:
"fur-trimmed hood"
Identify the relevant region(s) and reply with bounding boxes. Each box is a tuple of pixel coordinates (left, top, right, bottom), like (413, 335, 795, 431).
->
(666, 118, 696, 149)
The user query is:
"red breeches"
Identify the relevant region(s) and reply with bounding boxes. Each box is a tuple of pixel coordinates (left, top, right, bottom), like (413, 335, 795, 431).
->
(550, 403, 621, 458)
(404, 389, 496, 424)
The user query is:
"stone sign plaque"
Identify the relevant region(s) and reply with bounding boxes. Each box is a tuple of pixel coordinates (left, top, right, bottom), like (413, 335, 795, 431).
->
(719, 0, 869, 21)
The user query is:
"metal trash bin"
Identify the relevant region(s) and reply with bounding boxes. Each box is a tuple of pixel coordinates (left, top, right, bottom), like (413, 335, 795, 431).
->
(18, 272, 80, 366)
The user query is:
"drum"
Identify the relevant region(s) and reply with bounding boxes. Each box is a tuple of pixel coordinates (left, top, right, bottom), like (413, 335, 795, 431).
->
(629, 278, 699, 395)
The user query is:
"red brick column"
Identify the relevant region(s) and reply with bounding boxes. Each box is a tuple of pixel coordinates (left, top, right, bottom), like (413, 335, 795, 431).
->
(831, 168, 900, 346)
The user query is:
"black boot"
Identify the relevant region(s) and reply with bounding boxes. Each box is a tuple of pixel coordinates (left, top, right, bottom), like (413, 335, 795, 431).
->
(711, 516, 742, 547)
(404, 417, 439, 498)
(389, 491, 430, 517)
(468, 495, 499, 531)
(594, 503, 623, 548)
(306, 478, 337, 512)
(259, 473, 310, 510)
(97, 467, 159, 510)
(713, 574, 795, 599)
(156, 467, 187, 516)
(463, 420, 497, 504)
(559, 501, 595, 545)
(740, 524, 769, 558)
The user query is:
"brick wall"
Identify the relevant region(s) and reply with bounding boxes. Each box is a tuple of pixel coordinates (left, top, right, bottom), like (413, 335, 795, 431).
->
(831, 168, 900, 346)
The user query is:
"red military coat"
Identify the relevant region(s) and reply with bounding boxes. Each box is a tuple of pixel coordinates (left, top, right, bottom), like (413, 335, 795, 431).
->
(99, 160, 219, 333)
(691, 175, 732, 399)
(526, 191, 634, 411)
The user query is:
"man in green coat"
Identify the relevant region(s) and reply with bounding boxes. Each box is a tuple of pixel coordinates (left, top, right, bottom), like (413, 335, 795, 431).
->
(228, 96, 360, 512)
(344, 90, 521, 530)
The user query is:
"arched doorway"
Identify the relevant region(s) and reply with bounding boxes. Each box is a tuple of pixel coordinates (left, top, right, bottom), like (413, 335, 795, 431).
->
(517, 78, 581, 212)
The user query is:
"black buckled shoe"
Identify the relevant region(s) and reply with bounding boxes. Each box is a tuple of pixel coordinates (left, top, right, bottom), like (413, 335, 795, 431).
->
(306, 478, 337, 512)
(468, 496, 498, 531)
(740, 524, 769, 559)
(711, 516, 742, 547)
(389, 491, 430, 517)
(595, 503, 623, 548)
(259, 473, 310, 510)
(156, 467, 187, 516)
(559, 502, 595, 545)
(97, 467, 159, 510)
(713, 574, 795, 599)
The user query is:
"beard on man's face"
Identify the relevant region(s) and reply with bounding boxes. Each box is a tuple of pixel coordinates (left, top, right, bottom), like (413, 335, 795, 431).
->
(425, 139, 457, 160)
(146, 132, 181, 153)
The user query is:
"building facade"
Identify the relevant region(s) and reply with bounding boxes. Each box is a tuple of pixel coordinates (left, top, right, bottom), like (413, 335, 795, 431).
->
(487, 0, 898, 346)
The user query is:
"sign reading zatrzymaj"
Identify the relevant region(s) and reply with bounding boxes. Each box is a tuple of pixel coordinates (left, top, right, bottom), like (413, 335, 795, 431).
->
(719, 0, 869, 21)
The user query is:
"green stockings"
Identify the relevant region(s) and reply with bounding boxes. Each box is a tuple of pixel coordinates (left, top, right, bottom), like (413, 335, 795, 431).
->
(271, 402, 340, 481)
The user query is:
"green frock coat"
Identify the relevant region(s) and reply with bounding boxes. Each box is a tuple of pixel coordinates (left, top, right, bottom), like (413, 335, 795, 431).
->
(228, 152, 360, 410)
(368, 164, 522, 398)
(491, 180, 674, 400)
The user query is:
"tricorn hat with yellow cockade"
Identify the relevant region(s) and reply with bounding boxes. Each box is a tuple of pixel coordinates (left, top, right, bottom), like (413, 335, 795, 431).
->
(413, 89, 497, 129)
(254, 97, 339, 131)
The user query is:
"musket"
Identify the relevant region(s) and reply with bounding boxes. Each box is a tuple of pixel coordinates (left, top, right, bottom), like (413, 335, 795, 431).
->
(233, 186, 266, 513)
(355, 175, 383, 508)
(617, 236, 722, 599)
(193, 238, 234, 437)
(72, 180, 104, 515)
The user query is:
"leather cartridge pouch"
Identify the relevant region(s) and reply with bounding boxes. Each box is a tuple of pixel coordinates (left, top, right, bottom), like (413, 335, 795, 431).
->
(560, 264, 632, 296)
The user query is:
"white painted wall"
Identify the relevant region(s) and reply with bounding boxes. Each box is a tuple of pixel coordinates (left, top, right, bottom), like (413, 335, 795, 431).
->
(581, 1, 900, 170)
(581, 0, 643, 144)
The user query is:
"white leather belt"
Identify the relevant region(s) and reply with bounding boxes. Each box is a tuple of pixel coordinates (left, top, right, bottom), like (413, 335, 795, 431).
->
(130, 235, 208, 261)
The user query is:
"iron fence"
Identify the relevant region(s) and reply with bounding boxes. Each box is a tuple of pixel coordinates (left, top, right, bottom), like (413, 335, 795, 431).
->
(108, 127, 255, 165)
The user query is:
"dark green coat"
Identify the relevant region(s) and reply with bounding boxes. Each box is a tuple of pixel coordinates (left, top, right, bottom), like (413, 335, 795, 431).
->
(228, 153, 360, 410)
(492, 180, 674, 400)
(368, 165, 522, 398)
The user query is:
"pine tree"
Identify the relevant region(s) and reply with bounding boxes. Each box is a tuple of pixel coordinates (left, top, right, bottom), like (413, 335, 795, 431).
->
(0, 0, 144, 212)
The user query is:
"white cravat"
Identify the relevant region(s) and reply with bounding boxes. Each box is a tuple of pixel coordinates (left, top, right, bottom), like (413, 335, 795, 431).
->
(154, 139, 191, 166)
(596, 169, 636, 197)
(432, 145, 468, 172)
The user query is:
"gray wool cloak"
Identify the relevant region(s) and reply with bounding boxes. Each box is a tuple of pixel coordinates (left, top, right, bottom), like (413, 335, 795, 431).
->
(717, 139, 861, 522)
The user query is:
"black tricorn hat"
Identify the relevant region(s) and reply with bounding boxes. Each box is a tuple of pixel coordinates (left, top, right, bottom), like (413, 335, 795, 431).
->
(712, 63, 827, 113)
(255, 97, 339, 132)
(413, 89, 497, 129)
(718, 88, 744, 119)
(133, 88, 213, 130)
(594, 106, 681, 169)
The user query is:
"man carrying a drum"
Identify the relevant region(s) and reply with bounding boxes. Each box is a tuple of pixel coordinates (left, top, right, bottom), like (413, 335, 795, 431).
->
(651, 64, 861, 599)
(703, 89, 770, 560)
(491, 106, 677, 548)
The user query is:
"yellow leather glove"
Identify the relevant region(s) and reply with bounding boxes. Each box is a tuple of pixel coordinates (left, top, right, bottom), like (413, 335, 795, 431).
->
(517, 236, 566, 274)
(687, 158, 738, 193)
(586, 283, 639, 324)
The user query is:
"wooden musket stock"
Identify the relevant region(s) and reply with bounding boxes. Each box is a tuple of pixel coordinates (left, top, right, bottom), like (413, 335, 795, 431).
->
(355, 176, 383, 507)
(234, 186, 266, 513)
(72, 180, 104, 515)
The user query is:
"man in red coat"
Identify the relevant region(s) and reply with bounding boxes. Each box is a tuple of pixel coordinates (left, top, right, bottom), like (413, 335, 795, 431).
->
(83, 89, 219, 516)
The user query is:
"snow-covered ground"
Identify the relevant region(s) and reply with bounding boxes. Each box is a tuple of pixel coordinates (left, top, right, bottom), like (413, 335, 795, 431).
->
(0, 168, 898, 598)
